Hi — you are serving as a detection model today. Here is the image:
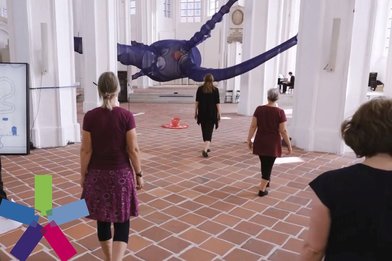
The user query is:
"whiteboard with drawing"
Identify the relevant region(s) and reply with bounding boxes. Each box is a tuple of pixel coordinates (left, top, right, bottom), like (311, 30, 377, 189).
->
(0, 63, 29, 155)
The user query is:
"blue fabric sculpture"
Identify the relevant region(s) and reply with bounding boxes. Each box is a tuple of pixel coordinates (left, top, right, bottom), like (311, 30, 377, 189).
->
(74, 0, 297, 82)
(117, 0, 297, 82)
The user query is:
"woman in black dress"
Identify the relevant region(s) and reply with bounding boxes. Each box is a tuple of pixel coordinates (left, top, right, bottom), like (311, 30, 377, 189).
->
(194, 74, 221, 157)
(300, 97, 392, 260)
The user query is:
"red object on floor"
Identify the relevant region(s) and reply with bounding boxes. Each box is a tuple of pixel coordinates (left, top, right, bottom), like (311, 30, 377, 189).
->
(161, 123, 189, 129)
(161, 117, 189, 129)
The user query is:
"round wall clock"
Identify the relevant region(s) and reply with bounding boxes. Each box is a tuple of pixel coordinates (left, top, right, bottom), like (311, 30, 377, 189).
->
(231, 9, 244, 26)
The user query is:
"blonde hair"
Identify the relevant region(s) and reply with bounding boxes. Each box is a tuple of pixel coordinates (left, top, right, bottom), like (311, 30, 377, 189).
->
(202, 73, 215, 93)
(97, 72, 120, 110)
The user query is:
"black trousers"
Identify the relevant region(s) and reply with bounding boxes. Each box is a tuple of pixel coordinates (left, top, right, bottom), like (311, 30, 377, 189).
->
(258, 155, 276, 180)
(201, 122, 214, 142)
(282, 84, 288, 93)
(0, 157, 3, 190)
(282, 84, 293, 93)
(97, 220, 130, 243)
(0, 157, 6, 203)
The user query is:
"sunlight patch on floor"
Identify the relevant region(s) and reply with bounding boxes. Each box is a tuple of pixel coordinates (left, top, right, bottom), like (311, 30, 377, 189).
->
(275, 156, 304, 164)
(133, 112, 145, 116)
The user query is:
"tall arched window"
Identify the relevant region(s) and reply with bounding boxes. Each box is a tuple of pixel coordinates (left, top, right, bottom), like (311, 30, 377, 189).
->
(180, 0, 201, 23)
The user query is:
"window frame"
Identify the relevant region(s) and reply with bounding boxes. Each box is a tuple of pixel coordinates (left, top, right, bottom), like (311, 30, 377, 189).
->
(180, 0, 202, 23)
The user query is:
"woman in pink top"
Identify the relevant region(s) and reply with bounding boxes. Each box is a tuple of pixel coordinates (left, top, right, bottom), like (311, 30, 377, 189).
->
(247, 88, 292, 196)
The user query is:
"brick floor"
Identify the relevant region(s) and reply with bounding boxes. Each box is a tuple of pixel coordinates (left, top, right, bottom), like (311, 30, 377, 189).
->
(0, 101, 359, 260)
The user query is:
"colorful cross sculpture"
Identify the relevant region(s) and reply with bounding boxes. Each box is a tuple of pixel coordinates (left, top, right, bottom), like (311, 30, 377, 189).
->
(0, 175, 89, 261)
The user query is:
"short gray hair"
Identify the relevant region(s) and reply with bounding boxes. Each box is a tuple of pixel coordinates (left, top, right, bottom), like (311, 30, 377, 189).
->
(267, 88, 279, 102)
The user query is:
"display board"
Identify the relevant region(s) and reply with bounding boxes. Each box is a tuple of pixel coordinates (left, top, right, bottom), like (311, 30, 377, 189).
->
(0, 63, 29, 155)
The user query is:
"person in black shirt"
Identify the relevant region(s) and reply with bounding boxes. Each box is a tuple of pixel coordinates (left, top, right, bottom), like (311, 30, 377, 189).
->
(282, 72, 295, 94)
(300, 97, 392, 261)
(194, 74, 221, 157)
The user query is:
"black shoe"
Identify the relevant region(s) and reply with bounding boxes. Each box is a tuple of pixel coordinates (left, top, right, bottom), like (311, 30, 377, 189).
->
(207, 149, 211, 152)
(0, 189, 7, 204)
(202, 150, 209, 158)
(258, 190, 268, 197)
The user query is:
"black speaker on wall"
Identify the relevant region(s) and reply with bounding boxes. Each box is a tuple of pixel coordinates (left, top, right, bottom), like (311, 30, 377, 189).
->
(117, 71, 128, 102)
(368, 72, 377, 91)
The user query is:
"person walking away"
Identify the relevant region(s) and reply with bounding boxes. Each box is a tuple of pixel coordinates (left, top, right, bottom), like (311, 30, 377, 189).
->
(80, 71, 144, 261)
(247, 88, 292, 196)
(195, 73, 221, 158)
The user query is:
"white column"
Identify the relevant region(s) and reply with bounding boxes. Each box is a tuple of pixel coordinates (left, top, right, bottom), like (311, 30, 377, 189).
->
(218, 0, 230, 96)
(7, 0, 80, 148)
(73, 0, 83, 99)
(81, 0, 118, 112)
(278, 0, 300, 76)
(345, 0, 377, 113)
(6, 0, 31, 63)
(117, 0, 132, 99)
(117, 0, 131, 46)
(264, 0, 283, 90)
(384, 1, 392, 98)
(238, 0, 269, 115)
(52, 0, 80, 146)
(225, 42, 242, 103)
(136, 0, 154, 88)
(292, 0, 368, 154)
(369, 0, 389, 89)
(341, 0, 377, 153)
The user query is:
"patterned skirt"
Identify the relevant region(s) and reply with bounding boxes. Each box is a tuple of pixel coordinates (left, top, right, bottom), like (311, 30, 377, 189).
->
(81, 167, 139, 223)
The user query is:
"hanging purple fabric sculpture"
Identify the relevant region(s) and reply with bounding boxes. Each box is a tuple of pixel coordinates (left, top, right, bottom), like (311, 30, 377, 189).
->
(75, 0, 297, 82)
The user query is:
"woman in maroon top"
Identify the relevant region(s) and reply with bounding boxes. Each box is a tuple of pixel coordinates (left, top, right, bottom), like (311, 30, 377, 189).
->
(80, 72, 143, 261)
(247, 88, 292, 196)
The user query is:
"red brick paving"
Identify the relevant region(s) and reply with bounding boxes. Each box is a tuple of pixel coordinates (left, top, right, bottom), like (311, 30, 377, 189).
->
(0, 101, 358, 260)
